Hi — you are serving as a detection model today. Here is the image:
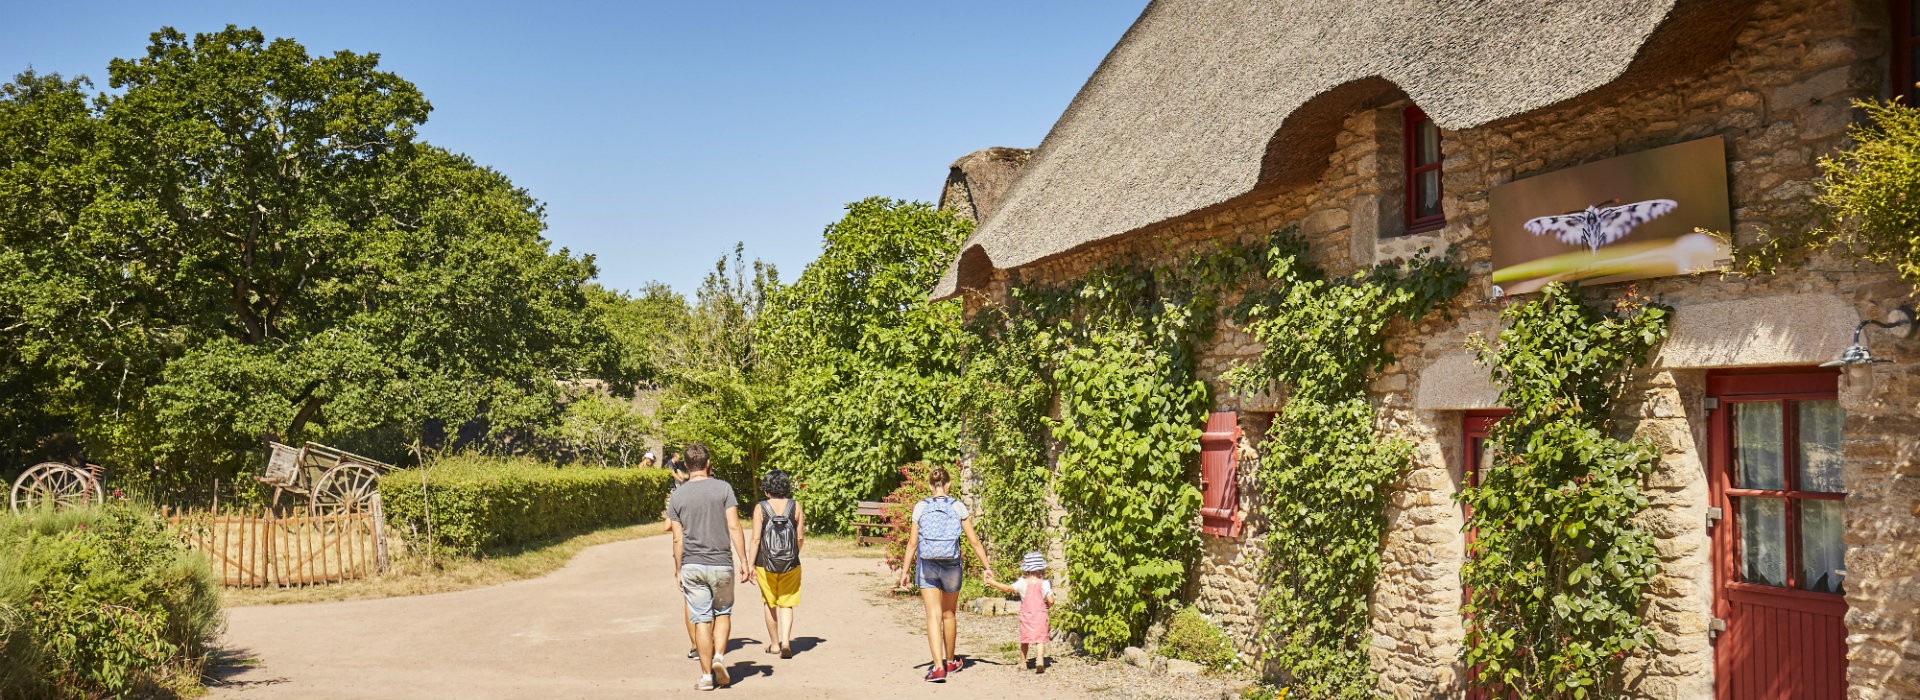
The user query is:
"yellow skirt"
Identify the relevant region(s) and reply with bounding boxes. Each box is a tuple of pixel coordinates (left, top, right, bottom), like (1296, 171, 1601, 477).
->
(755, 566, 802, 608)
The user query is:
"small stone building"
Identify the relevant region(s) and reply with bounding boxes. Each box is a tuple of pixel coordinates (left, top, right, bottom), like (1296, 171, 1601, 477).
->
(932, 0, 1920, 697)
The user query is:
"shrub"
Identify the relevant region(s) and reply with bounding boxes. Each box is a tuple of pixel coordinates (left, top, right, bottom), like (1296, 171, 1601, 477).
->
(1160, 606, 1240, 672)
(881, 461, 980, 576)
(543, 392, 653, 467)
(379, 456, 672, 555)
(0, 506, 223, 698)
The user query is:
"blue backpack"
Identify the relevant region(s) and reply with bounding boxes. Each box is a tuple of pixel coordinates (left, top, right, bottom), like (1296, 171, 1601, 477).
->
(916, 496, 963, 561)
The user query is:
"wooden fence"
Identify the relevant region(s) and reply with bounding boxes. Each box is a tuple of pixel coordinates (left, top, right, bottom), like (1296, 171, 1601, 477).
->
(169, 498, 389, 588)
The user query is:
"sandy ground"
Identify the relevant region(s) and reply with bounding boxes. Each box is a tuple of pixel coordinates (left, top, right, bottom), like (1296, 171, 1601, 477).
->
(207, 534, 1230, 699)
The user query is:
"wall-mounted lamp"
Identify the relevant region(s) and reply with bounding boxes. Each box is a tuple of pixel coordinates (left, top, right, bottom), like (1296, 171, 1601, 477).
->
(1820, 306, 1915, 368)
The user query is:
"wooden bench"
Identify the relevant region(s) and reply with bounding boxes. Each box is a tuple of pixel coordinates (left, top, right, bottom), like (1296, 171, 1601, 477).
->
(852, 500, 895, 546)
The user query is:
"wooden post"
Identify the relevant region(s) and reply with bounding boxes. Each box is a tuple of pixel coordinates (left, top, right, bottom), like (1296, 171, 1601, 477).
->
(370, 492, 391, 573)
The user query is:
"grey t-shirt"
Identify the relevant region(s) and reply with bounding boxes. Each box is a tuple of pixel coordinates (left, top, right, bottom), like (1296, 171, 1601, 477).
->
(668, 478, 738, 568)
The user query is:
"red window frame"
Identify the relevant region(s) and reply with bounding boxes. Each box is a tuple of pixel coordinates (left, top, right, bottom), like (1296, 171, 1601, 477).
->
(1199, 411, 1243, 538)
(1402, 106, 1446, 235)
(1707, 369, 1847, 596)
(1894, 1, 1920, 104)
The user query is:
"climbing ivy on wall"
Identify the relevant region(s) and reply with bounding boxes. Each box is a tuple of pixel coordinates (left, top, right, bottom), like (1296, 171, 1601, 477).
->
(960, 235, 1275, 654)
(1228, 232, 1466, 699)
(1459, 283, 1667, 699)
(955, 313, 1053, 583)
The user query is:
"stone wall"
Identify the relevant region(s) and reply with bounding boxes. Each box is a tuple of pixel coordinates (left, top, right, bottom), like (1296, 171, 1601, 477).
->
(967, 0, 1920, 696)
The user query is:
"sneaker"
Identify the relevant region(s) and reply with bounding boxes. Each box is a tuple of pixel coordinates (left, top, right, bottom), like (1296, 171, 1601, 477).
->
(696, 675, 715, 691)
(924, 665, 947, 683)
(712, 657, 731, 688)
(945, 657, 963, 674)
(687, 648, 697, 659)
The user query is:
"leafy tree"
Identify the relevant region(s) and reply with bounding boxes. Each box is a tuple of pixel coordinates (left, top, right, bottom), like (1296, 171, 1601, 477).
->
(759, 198, 972, 531)
(545, 392, 653, 466)
(653, 244, 781, 496)
(590, 281, 690, 394)
(0, 27, 609, 494)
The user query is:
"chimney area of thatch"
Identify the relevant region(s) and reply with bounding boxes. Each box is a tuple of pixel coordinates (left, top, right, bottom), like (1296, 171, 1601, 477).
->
(939, 147, 1032, 224)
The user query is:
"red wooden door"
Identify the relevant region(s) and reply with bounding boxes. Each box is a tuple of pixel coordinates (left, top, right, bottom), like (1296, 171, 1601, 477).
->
(1709, 370, 1848, 699)
(1461, 410, 1508, 700)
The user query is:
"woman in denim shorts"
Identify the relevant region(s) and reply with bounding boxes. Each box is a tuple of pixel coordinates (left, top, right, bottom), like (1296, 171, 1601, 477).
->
(895, 463, 996, 683)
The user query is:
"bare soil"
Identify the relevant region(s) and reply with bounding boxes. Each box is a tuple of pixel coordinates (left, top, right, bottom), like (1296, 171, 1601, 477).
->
(207, 534, 1247, 699)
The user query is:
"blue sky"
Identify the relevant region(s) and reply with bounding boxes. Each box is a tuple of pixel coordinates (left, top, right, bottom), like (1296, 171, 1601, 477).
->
(0, 1, 1143, 297)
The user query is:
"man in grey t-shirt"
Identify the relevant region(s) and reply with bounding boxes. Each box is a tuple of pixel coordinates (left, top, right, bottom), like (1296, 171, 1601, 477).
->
(666, 443, 748, 691)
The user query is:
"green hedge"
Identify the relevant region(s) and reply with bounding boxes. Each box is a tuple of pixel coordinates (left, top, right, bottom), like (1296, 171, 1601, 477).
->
(0, 506, 222, 699)
(379, 456, 673, 555)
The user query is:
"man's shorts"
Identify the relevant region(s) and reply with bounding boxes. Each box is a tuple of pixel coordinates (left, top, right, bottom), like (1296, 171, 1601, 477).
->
(680, 564, 736, 623)
(755, 566, 802, 608)
(915, 558, 963, 593)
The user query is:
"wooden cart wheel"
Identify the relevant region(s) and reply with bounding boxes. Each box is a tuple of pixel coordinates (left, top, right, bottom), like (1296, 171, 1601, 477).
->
(309, 462, 381, 517)
(10, 462, 103, 514)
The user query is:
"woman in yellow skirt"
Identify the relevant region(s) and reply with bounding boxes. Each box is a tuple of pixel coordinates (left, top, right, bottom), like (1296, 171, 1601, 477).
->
(746, 469, 804, 658)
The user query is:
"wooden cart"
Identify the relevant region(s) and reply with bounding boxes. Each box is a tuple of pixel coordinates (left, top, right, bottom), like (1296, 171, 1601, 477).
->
(9, 462, 105, 514)
(259, 442, 395, 516)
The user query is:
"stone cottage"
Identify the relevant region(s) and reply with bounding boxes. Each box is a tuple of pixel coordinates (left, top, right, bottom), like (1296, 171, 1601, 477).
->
(932, 0, 1920, 697)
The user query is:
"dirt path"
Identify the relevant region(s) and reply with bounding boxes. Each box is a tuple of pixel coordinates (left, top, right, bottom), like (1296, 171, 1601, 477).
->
(209, 534, 1154, 699)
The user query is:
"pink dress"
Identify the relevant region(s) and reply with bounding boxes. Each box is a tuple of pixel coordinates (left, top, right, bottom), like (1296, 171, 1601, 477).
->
(1018, 578, 1050, 644)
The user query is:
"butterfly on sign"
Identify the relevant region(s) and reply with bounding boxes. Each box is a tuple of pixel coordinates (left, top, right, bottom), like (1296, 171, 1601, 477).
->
(1522, 198, 1678, 253)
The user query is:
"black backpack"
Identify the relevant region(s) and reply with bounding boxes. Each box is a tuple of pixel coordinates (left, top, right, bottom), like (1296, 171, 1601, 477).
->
(760, 499, 800, 573)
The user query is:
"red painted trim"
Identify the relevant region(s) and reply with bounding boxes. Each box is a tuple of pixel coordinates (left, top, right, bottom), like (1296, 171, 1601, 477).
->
(1726, 584, 1848, 614)
(1402, 106, 1446, 235)
(1706, 369, 1841, 397)
(1725, 489, 1846, 500)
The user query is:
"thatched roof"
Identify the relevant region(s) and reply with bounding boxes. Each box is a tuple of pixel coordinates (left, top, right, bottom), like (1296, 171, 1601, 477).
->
(932, 0, 1755, 300)
(940, 147, 1034, 224)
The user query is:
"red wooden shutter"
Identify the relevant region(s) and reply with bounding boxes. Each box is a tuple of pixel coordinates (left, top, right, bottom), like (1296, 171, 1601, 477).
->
(1199, 411, 1243, 537)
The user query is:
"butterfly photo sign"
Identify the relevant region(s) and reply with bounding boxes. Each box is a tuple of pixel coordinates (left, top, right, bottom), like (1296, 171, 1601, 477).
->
(1489, 136, 1731, 296)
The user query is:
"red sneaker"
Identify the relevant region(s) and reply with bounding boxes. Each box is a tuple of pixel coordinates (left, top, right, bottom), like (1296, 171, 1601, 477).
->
(945, 658, 963, 674)
(924, 664, 947, 683)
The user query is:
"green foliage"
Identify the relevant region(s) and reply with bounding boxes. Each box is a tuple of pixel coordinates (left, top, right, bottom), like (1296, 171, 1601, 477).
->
(544, 392, 653, 466)
(590, 282, 690, 394)
(955, 322, 1053, 581)
(653, 245, 781, 503)
(959, 235, 1277, 655)
(1458, 283, 1667, 699)
(1723, 99, 1920, 292)
(1229, 230, 1466, 698)
(1160, 606, 1240, 672)
(761, 199, 972, 532)
(0, 28, 613, 492)
(1050, 313, 1207, 655)
(378, 456, 672, 556)
(0, 506, 222, 698)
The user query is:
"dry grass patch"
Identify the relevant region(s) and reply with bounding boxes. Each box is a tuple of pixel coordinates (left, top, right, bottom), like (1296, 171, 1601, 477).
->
(804, 534, 885, 559)
(225, 522, 668, 606)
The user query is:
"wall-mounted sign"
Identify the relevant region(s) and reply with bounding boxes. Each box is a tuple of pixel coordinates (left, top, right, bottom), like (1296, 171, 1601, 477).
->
(1489, 136, 1731, 296)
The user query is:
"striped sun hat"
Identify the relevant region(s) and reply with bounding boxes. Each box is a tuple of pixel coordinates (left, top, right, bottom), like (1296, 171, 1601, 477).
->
(1020, 551, 1047, 572)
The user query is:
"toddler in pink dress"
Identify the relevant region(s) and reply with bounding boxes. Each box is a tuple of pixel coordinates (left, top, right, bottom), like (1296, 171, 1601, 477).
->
(986, 551, 1055, 673)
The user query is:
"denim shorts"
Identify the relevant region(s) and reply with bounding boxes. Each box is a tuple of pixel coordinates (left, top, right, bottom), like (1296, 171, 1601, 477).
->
(915, 558, 963, 593)
(680, 564, 736, 623)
